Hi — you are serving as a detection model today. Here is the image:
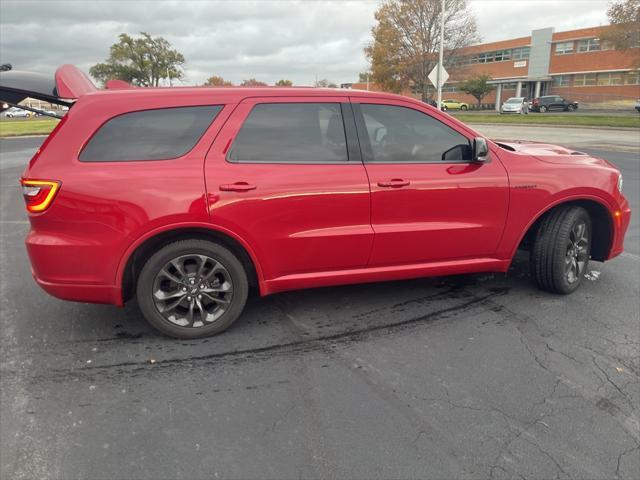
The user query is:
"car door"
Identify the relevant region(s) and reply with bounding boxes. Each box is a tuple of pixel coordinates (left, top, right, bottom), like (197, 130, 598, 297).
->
(204, 97, 373, 281)
(351, 97, 509, 267)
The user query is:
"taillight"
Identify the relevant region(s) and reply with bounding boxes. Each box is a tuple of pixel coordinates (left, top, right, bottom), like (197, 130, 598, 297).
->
(20, 179, 61, 213)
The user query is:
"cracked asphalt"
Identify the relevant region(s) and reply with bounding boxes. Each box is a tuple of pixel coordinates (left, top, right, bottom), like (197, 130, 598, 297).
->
(1, 135, 639, 479)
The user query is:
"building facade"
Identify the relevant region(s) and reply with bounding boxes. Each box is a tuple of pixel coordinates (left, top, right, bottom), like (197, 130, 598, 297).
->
(346, 25, 640, 108)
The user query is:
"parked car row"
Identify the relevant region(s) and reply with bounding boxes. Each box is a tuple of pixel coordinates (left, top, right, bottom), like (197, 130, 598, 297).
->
(499, 95, 580, 114)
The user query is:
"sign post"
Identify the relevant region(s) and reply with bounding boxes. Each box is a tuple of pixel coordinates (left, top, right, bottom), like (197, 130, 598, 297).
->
(428, 63, 449, 107)
(437, 0, 446, 109)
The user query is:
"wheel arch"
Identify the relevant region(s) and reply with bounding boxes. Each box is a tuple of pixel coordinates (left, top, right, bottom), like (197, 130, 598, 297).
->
(514, 197, 614, 262)
(118, 223, 263, 304)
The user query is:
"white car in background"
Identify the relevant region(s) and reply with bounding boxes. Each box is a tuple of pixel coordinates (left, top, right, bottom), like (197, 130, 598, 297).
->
(4, 107, 32, 118)
(500, 97, 528, 114)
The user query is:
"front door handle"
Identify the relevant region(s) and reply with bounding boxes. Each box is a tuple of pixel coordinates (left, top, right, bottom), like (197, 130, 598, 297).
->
(219, 182, 257, 192)
(377, 179, 410, 188)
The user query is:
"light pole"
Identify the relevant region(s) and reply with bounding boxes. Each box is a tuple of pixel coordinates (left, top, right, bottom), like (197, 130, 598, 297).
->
(437, 0, 445, 110)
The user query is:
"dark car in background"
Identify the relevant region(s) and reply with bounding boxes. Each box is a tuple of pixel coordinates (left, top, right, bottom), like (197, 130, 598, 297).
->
(531, 95, 579, 113)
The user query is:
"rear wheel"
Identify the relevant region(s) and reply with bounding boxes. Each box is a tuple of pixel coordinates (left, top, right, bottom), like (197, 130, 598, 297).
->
(460, 105, 468, 111)
(539, 105, 548, 113)
(530, 206, 591, 294)
(136, 239, 249, 338)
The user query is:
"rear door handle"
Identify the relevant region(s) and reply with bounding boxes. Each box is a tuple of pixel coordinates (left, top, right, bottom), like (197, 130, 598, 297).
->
(219, 182, 257, 192)
(377, 179, 410, 188)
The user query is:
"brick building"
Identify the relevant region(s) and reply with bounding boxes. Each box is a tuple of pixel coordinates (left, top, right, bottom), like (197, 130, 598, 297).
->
(345, 25, 640, 109)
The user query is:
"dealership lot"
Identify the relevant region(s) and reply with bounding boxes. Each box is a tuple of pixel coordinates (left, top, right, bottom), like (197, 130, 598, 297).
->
(1, 134, 638, 479)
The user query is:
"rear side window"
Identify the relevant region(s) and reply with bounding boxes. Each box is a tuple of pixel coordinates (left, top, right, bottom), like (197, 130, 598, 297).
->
(228, 103, 348, 163)
(79, 105, 222, 162)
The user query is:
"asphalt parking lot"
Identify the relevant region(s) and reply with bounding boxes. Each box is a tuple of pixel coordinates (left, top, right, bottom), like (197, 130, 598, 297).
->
(1, 134, 639, 479)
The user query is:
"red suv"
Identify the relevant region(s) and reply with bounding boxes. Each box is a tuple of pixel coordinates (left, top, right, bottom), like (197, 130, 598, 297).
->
(1, 65, 631, 338)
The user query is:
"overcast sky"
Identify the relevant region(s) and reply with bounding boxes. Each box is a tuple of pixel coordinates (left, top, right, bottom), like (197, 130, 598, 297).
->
(0, 0, 610, 86)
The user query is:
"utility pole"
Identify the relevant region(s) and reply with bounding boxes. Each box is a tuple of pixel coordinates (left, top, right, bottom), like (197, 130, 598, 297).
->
(437, 0, 445, 110)
(366, 72, 370, 91)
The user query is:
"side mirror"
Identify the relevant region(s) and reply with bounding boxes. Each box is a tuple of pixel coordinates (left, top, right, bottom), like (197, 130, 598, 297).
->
(473, 137, 490, 163)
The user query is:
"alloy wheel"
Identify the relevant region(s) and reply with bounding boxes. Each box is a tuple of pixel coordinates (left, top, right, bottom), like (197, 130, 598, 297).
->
(564, 221, 589, 284)
(152, 254, 233, 328)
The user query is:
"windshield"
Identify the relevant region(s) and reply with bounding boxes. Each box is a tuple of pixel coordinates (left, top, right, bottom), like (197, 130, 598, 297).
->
(506, 97, 523, 104)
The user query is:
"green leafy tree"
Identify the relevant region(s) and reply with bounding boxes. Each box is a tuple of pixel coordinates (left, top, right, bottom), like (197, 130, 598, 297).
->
(241, 78, 268, 86)
(275, 79, 293, 86)
(458, 73, 494, 106)
(204, 75, 233, 86)
(90, 32, 185, 87)
(365, 0, 479, 101)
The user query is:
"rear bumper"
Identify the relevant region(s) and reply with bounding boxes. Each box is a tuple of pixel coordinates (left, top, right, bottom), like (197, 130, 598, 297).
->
(32, 272, 123, 306)
(26, 230, 123, 306)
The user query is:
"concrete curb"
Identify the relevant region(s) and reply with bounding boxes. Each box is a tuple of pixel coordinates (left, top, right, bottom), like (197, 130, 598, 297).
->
(466, 122, 639, 131)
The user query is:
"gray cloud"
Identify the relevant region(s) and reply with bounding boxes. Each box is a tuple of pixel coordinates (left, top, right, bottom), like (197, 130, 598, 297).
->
(0, 0, 608, 86)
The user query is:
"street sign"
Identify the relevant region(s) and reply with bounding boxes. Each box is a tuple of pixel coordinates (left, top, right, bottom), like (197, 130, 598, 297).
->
(428, 63, 449, 88)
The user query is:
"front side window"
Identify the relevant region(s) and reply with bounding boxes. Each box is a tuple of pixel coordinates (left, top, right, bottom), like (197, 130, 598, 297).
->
(228, 103, 348, 163)
(359, 104, 472, 163)
(80, 106, 222, 162)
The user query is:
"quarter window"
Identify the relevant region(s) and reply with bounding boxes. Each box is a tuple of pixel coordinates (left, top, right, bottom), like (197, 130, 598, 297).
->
(359, 104, 472, 163)
(228, 103, 348, 163)
(79, 106, 222, 162)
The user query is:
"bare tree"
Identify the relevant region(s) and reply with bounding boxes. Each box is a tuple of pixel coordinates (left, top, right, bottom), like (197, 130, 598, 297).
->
(365, 0, 479, 101)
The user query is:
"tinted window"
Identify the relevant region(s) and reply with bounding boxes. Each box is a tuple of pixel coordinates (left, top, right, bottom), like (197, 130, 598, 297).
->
(359, 104, 471, 163)
(80, 106, 222, 162)
(228, 103, 348, 163)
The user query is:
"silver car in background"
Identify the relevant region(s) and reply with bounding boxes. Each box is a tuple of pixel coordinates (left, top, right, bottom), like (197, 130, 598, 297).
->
(501, 97, 528, 114)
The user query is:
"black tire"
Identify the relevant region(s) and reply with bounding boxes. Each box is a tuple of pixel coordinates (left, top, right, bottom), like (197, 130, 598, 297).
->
(539, 105, 548, 113)
(567, 104, 576, 111)
(460, 105, 468, 110)
(136, 239, 249, 338)
(530, 206, 591, 294)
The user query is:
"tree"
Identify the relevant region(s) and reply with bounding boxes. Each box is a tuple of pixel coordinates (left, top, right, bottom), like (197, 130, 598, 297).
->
(600, 0, 640, 54)
(315, 78, 337, 88)
(240, 78, 268, 86)
(458, 73, 494, 106)
(275, 79, 293, 86)
(365, 0, 479, 101)
(90, 32, 185, 87)
(204, 76, 233, 86)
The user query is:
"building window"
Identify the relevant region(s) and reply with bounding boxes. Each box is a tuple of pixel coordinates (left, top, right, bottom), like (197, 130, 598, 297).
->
(574, 73, 597, 86)
(502, 82, 517, 90)
(552, 75, 571, 87)
(512, 47, 530, 60)
(577, 38, 601, 52)
(555, 41, 574, 55)
(478, 52, 494, 63)
(494, 49, 511, 61)
(625, 71, 640, 85)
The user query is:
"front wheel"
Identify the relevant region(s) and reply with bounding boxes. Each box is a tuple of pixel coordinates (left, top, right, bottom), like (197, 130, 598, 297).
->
(539, 105, 548, 113)
(460, 105, 468, 111)
(136, 239, 249, 338)
(567, 104, 576, 111)
(530, 206, 591, 294)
